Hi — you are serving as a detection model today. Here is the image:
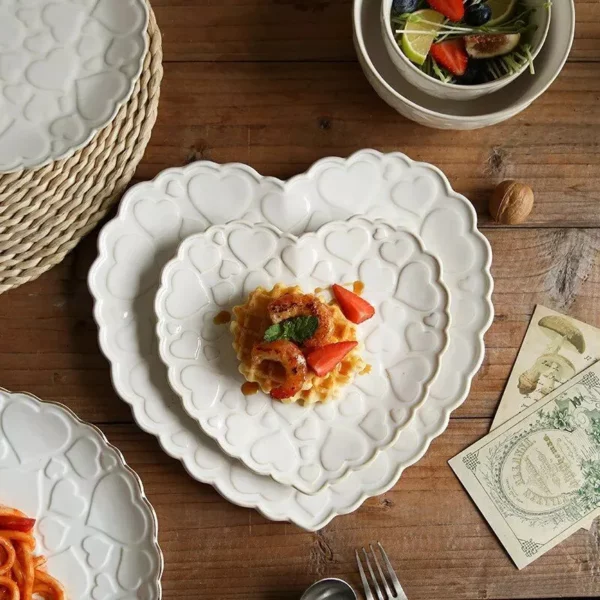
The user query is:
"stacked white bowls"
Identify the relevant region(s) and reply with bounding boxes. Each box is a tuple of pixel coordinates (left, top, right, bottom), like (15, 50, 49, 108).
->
(354, 0, 575, 129)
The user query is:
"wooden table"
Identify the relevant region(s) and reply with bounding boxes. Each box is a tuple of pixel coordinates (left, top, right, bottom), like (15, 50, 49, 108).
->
(1, 1, 599, 598)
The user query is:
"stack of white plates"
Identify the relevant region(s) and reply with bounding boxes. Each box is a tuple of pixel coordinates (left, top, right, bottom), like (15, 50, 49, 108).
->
(354, 0, 575, 130)
(0, 0, 149, 172)
(89, 150, 494, 530)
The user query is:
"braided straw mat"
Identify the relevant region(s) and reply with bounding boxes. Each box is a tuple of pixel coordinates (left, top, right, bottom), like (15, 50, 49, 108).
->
(0, 4, 163, 294)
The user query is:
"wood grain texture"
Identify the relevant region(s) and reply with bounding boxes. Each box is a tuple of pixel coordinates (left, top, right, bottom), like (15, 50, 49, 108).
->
(150, 0, 599, 63)
(135, 61, 600, 227)
(1, 1, 599, 598)
(104, 419, 600, 599)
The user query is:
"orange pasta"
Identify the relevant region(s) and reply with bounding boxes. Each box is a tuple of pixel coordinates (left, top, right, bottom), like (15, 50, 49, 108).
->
(0, 506, 65, 600)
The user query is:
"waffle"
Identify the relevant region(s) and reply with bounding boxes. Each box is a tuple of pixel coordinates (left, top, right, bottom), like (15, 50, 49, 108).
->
(231, 284, 365, 404)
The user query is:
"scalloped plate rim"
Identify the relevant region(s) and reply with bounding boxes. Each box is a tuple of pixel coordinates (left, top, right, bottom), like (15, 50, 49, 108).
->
(0, 0, 150, 174)
(155, 219, 452, 494)
(88, 149, 494, 530)
(0, 386, 164, 598)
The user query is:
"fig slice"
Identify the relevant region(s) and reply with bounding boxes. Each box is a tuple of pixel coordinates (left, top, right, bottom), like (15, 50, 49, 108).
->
(465, 33, 521, 59)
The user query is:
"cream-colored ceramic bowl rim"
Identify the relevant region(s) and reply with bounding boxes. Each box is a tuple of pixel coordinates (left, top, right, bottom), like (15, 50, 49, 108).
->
(355, 0, 574, 123)
(381, 0, 552, 93)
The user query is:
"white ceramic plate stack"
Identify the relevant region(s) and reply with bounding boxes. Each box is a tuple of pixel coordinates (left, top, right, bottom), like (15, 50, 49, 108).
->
(354, 0, 576, 129)
(0, 0, 149, 172)
(89, 150, 494, 529)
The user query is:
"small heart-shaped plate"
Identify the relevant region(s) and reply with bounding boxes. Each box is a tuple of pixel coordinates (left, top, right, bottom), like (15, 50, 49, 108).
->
(0, 388, 163, 599)
(155, 218, 450, 494)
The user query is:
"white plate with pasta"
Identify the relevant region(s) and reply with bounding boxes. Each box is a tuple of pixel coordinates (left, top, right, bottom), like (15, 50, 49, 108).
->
(0, 388, 162, 600)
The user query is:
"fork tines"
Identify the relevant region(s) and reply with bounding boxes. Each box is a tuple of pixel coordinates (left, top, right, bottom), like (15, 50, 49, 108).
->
(355, 542, 408, 600)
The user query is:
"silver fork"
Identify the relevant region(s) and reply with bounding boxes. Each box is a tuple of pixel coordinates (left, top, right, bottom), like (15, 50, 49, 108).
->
(355, 542, 408, 600)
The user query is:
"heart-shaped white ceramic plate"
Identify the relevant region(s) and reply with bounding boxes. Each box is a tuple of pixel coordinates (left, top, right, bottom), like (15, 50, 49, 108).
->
(0, 388, 162, 599)
(89, 150, 493, 529)
(155, 220, 450, 494)
(0, 0, 148, 172)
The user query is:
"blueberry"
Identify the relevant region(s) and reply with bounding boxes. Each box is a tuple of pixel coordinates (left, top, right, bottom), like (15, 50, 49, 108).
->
(392, 0, 418, 13)
(465, 2, 492, 26)
(458, 61, 492, 85)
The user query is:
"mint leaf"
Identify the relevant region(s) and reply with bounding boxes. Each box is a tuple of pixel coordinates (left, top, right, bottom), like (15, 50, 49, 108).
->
(284, 316, 319, 343)
(264, 323, 284, 342)
(263, 316, 319, 344)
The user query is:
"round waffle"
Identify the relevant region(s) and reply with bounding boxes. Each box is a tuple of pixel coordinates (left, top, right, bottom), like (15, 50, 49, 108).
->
(231, 284, 366, 405)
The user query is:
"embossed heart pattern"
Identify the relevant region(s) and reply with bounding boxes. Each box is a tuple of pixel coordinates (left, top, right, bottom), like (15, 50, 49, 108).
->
(0, 388, 163, 599)
(89, 150, 494, 529)
(156, 219, 451, 494)
(0, 0, 148, 172)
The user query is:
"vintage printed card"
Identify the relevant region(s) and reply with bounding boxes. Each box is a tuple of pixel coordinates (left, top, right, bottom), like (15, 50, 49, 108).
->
(450, 363, 600, 568)
(492, 306, 600, 430)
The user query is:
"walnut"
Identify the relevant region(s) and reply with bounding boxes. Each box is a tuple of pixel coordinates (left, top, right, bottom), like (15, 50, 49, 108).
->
(489, 180, 534, 225)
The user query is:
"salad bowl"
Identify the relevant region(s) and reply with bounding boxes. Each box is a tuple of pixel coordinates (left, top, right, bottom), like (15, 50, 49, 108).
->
(354, 0, 574, 129)
(381, 0, 552, 101)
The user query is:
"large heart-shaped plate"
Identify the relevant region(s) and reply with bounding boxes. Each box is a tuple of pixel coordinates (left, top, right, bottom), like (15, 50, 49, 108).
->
(156, 220, 450, 494)
(88, 150, 493, 529)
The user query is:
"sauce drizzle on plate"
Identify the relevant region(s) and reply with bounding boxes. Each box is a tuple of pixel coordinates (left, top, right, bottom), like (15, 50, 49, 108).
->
(213, 310, 231, 325)
(241, 382, 260, 396)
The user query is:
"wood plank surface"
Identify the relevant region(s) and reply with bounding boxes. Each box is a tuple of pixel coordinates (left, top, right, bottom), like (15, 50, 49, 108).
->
(149, 0, 600, 63)
(136, 61, 600, 227)
(1, 0, 599, 598)
(99, 420, 600, 599)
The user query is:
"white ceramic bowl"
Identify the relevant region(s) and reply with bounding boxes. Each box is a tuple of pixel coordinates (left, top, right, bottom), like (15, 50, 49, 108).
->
(354, 0, 574, 129)
(381, 0, 552, 101)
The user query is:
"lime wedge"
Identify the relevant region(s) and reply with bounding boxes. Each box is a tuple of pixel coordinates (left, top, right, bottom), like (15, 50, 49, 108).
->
(487, 0, 517, 26)
(401, 9, 445, 66)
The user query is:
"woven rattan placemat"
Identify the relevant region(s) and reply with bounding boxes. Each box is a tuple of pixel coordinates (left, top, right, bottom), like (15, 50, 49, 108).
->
(0, 4, 163, 294)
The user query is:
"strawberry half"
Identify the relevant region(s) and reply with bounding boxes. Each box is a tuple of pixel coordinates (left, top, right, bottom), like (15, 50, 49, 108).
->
(332, 284, 375, 324)
(430, 39, 468, 76)
(306, 342, 358, 377)
(427, 0, 465, 22)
